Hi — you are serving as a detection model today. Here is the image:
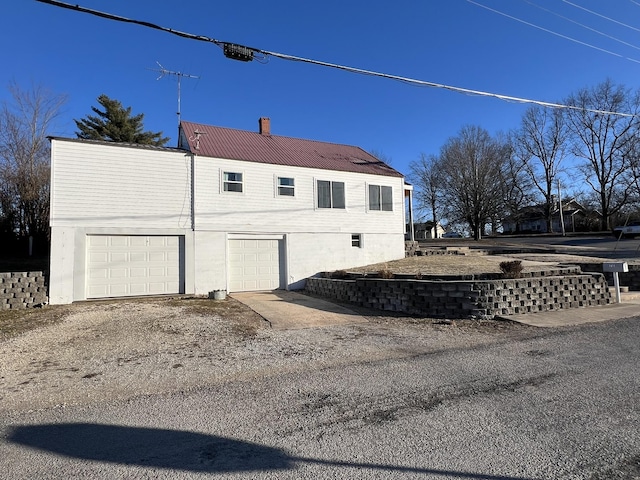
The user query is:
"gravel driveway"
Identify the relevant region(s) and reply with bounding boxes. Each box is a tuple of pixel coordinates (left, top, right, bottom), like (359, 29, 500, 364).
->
(0, 296, 535, 414)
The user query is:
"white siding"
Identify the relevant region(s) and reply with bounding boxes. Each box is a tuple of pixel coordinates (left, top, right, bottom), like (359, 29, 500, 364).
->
(193, 157, 405, 235)
(286, 232, 405, 289)
(51, 140, 191, 229)
(49, 140, 407, 302)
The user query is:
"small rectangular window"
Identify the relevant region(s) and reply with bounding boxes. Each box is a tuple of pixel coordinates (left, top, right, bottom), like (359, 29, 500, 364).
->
(351, 234, 362, 248)
(368, 185, 393, 211)
(278, 177, 295, 196)
(223, 172, 243, 192)
(317, 180, 345, 209)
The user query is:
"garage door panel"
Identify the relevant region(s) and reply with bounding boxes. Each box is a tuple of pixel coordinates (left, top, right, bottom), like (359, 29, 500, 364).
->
(86, 235, 184, 299)
(110, 236, 129, 247)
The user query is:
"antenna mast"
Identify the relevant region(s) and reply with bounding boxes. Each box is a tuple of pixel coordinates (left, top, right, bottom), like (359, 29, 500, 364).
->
(149, 62, 199, 125)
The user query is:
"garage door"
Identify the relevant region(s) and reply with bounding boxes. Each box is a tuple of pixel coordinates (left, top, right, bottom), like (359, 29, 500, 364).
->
(229, 238, 284, 292)
(86, 235, 184, 298)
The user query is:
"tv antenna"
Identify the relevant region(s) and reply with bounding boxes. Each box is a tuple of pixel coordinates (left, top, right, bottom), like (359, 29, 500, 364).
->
(148, 61, 199, 125)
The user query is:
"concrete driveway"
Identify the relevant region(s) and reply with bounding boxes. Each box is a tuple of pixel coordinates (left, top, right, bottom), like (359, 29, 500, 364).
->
(232, 289, 640, 330)
(230, 291, 367, 329)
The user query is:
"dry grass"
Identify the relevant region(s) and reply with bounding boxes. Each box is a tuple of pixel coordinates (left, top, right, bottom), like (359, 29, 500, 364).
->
(166, 296, 264, 337)
(0, 305, 72, 340)
(346, 255, 549, 276)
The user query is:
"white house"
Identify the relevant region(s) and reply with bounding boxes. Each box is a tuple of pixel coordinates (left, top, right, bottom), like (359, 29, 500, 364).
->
(49, 118, 410, 304)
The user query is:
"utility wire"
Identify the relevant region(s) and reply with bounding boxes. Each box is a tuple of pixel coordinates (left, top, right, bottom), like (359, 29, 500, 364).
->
(36, 0, 636, 117)
(562, 0, 640, 34)
(467, 0, 640, 64)
(523, 0, 640, 52)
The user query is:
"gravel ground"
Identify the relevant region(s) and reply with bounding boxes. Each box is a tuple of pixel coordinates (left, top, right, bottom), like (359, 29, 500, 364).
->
(0, 296, 536, 414)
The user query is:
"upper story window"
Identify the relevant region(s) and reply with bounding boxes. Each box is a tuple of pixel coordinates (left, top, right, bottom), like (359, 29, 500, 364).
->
(277, 177, 295, 196)
(223, 172, 243, 192)
(317, 180, 345, 209)
(369, 184, 393, 211)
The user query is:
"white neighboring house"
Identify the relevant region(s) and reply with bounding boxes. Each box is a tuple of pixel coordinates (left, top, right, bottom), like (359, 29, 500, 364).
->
(49, 118, 410, 304)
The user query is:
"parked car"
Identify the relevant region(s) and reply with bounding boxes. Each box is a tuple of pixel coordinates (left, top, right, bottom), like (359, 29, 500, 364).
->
(442, 232, 462, 238)
(612, 221, 640, 239)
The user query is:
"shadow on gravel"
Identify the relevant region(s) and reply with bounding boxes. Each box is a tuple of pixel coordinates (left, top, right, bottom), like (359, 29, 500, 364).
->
(7, 423, 534, 479)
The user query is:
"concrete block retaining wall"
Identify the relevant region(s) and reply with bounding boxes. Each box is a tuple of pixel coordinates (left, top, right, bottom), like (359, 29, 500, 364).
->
(0, 272, 48, 309)
(573, 263, 640, 291)
(305, 273, 611, 319)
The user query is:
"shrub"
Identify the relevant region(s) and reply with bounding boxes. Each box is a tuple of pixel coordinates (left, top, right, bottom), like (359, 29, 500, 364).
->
(329, 270, 349, 279)
(499, 260, 523, 279)
(378, 268, 394, 279)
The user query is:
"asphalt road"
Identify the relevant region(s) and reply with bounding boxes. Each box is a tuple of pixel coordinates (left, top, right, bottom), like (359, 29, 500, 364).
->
(489, 235, 640, 260)
(1, 317, 639, 479)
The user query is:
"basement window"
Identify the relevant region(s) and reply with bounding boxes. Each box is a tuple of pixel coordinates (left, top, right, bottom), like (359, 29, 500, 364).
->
(351, 234, 362, 248)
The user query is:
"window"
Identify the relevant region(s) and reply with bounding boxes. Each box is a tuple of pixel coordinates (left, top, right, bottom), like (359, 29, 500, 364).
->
(368, 184, 393, 211)
(277, 177, 295, 196)
(223, 172, 243, 192)
(351, 234, 362, 248)
(317, 180, 345, 209)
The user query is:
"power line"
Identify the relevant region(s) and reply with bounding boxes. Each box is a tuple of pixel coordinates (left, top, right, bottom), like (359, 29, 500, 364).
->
(522, 0, 640, 52)
(467, 0, 640, 64)
(562, 0, 640, 34)
(35, 0, 636, 118)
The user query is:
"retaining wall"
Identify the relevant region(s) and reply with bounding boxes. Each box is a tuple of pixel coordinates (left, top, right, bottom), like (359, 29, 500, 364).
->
(573, 263, 640, 291)
(305, 273, 611, 319)
(0, 271, 48, 309)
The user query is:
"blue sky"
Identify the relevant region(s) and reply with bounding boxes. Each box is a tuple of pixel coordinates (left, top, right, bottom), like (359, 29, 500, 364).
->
(4, 1, 640, 183)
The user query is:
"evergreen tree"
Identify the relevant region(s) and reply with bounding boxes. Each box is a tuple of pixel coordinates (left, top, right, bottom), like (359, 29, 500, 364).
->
(75, 94, 169, 146)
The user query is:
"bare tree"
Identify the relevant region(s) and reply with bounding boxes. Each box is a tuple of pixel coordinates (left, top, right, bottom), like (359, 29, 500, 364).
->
(513, 106, 568, 233)
(0, 82, 67, 248)
(409, 153, 442, 230)
(438, 125, 510, 240)
(564, 80, 640, 230)
(498, 140, 536, 233)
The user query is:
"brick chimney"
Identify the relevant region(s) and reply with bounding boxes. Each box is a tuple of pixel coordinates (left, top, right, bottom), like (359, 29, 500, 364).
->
(259, 117, 271, 136)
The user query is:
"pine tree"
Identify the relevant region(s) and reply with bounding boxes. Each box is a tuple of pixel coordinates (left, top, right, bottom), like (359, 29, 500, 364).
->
(75, 94, 169, 146)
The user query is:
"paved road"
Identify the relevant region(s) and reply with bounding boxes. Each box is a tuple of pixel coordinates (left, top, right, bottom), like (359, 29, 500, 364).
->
(488, 235, 640, 260)
(1, 318, 638, 479)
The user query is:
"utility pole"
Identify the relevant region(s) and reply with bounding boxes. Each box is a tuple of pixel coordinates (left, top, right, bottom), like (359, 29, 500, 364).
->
(148, 62, 199, 126)
(558, 180, 566, 237)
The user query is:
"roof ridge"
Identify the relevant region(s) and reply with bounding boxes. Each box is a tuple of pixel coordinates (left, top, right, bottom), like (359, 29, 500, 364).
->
(181, 120, 379, 154)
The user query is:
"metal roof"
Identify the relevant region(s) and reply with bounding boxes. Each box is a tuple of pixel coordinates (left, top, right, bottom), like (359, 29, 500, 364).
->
(179, 120, 403, 178)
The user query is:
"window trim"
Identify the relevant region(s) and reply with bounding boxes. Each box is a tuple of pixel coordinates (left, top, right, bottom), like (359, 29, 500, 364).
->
(222, 170, 244, 194)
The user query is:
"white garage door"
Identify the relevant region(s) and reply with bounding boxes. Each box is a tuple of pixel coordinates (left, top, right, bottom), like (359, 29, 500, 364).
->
(86, 235, 184, 299)
(229, 238, 284, 292)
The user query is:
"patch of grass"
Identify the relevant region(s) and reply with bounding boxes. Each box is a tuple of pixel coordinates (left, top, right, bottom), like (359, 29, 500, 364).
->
(0, 306, 71, 340)
(166, 296, 264, 337)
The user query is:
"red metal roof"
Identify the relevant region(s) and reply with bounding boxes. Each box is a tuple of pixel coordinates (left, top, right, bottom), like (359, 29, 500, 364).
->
(179, 120, 403, 178)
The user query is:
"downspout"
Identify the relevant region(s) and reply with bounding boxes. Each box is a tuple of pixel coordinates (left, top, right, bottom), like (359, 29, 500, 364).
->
(191, 153, 196, 231)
